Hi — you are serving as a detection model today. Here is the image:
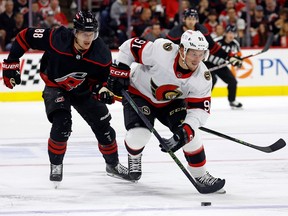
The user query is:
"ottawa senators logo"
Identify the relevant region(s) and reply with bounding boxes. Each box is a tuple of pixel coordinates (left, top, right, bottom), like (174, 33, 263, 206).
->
(204, 71, 211, 81)
(163, 43, 173, 51)
(151, 79, 182, 101)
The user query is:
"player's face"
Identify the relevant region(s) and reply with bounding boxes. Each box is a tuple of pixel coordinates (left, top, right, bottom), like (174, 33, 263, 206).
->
(225, 31, 236, 43)
(75, 31, 95, 50)
(185, 49, 205, 70)
(184, 17, 197, 30)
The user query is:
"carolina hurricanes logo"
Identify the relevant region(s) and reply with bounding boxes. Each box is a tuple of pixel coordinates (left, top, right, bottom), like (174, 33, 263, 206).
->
(151, 79, 182, 101)
(55, 72, 87, 91)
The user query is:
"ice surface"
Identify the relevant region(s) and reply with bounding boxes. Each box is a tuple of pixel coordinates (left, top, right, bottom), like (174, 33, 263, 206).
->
(0, 96, 287, 216)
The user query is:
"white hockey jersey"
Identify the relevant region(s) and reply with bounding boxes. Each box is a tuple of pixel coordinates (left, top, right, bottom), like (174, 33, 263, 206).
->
(116, 38, 212, 129)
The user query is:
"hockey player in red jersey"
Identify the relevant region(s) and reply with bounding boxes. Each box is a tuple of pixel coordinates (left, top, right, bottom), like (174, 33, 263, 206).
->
(107, 30, 225, 193)
(1, 10, 132, 184)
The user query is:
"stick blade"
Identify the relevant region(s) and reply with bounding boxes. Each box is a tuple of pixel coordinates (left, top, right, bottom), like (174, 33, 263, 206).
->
(269, 138, 286, 152)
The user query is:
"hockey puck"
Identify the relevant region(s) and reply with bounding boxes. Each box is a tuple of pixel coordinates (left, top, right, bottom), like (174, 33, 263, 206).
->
(201, 202, 212, 206)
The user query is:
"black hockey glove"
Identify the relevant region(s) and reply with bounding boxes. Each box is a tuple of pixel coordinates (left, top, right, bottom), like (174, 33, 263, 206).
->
(92, 83, 115, 104)
(228, 55, 243, 68)
(107, 63, 130, 97)
(160, 124, 194, 153)
(2, 59, 21, 89)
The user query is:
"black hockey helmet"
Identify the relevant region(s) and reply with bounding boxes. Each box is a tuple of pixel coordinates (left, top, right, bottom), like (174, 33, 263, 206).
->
(73, 10, 98, 33)
(183, 8, 199, 20)
(225, 24, 237, 33)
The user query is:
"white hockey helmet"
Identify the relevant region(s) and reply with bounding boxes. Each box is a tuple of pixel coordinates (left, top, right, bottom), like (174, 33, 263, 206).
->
(180, 30, 209, 61)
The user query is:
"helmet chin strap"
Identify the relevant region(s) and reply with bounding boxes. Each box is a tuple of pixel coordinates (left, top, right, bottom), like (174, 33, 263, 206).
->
(179, 49, 189, 69)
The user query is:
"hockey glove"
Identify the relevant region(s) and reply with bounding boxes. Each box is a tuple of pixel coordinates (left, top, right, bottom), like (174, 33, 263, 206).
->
(107, 63, 130, 97)
(160, 124, 194, 153)
(228, 55, 243, 68)
(92, 83, 115, 104)
(2, 59, 21, 89)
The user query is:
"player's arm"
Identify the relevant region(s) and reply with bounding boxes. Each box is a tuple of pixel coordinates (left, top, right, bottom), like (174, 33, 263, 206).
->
(2, 28, 52, 89)
(107, 37, 154, 96)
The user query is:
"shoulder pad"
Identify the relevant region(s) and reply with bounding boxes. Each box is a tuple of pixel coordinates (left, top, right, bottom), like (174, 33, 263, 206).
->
(195, 23, 208, 35)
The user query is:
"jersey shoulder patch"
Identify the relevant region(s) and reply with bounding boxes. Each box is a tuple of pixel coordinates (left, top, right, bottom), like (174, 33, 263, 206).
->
(204, 71, 211, 81)
(162, 42, 173, 51)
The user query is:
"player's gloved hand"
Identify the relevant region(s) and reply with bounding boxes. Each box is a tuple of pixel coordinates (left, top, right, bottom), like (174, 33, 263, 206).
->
(2, 59, 21, 89)
(107, 63, 130, 97)
(159, 124, 194, 153)
(228, 55, 243, 67)
(92, 84, 115, 104)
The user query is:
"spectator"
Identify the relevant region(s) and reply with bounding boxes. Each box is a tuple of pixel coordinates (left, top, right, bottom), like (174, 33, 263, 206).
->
(204, 9, 219, 34)
(13, 0, 29, 26)
(252, 22, 271, 47)
(39, 10, 60, 28)
(110, 0, 127, 27)
(251, 5, 267, 29)
(263, 0, 280, 23)
(5, 12, 27, 50)
(211, 23, 225, 39)
(240, 0, 257, 21)
(222, 8, 246, 46)
(162, 0, 179, 28)
(109, 0, 128, 47)
(148, 0, 165, 27)
(274, 19, 288, 47)
(131, 7, 152, 37)
(0, 0, 15, 50)
(272, 8, 288, 34)
(31, 0, 44, 27)
(0, 0, 5, 13)
(141, 21, 167, 41)
(196, 0, 210, 23)
(172, 0, 190, 27)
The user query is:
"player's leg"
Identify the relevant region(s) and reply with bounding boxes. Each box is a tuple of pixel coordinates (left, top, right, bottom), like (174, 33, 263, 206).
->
(73, 95, 131, 181)
(158, 100, 225, 191)
(42, 87, 72, 183)
(217, 67, 242, 108)
(122, 94, 153, 181)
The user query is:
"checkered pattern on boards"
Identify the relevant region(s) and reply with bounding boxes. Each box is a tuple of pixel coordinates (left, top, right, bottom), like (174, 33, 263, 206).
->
(21, 59, 41, 85)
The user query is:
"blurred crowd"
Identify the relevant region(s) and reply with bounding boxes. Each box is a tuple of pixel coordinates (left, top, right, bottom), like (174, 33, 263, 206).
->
(1, 0, 288, 51)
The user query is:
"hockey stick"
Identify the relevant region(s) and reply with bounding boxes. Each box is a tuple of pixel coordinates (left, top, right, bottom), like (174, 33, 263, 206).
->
(199, 127, 286, 153)
(121, 90, 223, 194)
(209, 33, 274, 72)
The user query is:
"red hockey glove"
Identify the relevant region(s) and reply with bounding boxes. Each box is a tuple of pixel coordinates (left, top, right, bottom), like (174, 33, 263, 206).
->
(228, 55, 243, 67)
(92, 83, 115, 104)
(160, 124, 194, 153)
(2, 59, 21, 89)
(107, 63, 130, 97)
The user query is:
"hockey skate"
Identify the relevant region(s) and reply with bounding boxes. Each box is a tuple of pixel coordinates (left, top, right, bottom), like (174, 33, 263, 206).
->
(128, 154, 142, 181)
(195, 171, 226, 194)
(106, 162, 133, 182)
(229, 101, 243, 109)
(50, 164, 63, 189)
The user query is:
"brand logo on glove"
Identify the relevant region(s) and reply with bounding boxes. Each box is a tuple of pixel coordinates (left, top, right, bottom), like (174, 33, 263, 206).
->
(110, 69, 129, 78)
(3, 63, 20, 69)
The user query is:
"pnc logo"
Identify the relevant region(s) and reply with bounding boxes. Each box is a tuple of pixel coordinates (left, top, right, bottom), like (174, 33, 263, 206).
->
(231, 58, 253, 78)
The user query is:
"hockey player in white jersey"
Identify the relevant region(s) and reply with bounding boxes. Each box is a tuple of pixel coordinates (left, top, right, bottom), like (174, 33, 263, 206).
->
(107, 30, 225, 193)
